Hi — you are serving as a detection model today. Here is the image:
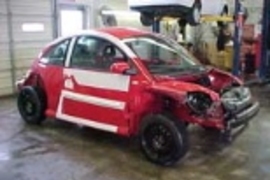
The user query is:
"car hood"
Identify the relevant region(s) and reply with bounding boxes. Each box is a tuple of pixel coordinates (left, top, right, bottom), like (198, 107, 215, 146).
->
(153, 67, 242, 93)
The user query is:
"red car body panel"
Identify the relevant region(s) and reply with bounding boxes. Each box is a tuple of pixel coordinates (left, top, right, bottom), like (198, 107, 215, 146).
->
(17, 27, 257, 137)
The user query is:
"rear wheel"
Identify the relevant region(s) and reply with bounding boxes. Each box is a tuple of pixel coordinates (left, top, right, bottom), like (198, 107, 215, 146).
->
(17, 86, 46, 125)
(140, 12, 154, 26)
(187, 1, 201, 26)
(221, 5, 229, 16)
(217, 5, 229, 27)
(140, 114, 189, 166)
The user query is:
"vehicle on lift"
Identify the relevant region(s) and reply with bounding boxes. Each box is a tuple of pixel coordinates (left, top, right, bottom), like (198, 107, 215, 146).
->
(128, 0, 229, 26)
(17, 27, 259, 166)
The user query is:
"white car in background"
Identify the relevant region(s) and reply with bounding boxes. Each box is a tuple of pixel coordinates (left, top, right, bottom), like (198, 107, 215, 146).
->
(128, 0, 228, 26)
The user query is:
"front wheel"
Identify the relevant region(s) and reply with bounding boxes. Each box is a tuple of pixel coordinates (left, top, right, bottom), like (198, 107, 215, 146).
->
(140, 114, 189, 166)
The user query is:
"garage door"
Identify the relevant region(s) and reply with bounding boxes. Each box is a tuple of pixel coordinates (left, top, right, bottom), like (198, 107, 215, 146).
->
(11, 0, 54, 86)
(0, 0, 13, 96)
(0, 0, 53, 96)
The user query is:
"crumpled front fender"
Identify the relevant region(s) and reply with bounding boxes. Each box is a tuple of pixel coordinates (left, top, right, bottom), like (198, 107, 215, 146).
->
(147, 80, 221, 102)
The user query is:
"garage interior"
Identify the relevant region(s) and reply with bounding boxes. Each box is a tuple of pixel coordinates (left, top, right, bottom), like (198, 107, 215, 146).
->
(0, 0, 270, 180)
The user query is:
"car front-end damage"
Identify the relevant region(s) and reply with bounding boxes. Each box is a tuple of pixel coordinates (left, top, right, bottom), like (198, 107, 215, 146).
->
(184, 85, 259, 142)
(220, 86, 260, 141)
(149, 79, 260, 142)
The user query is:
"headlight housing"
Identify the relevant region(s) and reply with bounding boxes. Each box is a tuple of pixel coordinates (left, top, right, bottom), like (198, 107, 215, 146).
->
(186, 92, 213, 114)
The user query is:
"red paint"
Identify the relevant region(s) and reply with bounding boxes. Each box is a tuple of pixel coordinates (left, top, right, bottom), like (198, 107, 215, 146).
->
(255, 34, 262, 69)
(17, 27, 246, 136)
(110, 62, 130, 74)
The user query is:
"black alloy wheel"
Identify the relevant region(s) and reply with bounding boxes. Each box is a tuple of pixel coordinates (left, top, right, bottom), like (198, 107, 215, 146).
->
(17, 86, 46, 124)
(140, 114, 189, 166)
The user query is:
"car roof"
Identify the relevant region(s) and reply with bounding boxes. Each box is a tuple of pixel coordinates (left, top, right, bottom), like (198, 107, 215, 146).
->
(47, 27, 151, 49)
(96, 27, 150, 39)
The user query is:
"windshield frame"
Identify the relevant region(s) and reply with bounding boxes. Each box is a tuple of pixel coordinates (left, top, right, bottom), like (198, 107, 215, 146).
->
(122, 34, 204, 75)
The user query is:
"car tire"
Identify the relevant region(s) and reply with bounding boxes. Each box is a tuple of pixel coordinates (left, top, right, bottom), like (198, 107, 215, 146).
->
(221, 5, 229, 16)
(139, 114, 189, 166)
(140, 13, 154, 26)
(17, 86, 46, 125)
(217, 5, 229, 27)
(178, 18, 187, 32)
(187, 1, 201, 26)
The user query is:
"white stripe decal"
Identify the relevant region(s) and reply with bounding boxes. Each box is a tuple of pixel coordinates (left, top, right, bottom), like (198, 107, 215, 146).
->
(64, 69, 130, 92)
(56, 91, 119, 133)
(61, 90, 125, 110)
(65, 37, 77, 67)
(57, 114, 118, 133)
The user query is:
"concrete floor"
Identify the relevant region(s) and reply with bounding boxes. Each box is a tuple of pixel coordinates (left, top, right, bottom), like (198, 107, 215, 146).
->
(0, 86, 270, 180)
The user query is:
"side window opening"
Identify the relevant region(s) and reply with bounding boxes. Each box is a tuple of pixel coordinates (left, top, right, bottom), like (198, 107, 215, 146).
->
(71, 37, 98, 68)
(70, 36, 128, 71)
(41, 39, 70, 66)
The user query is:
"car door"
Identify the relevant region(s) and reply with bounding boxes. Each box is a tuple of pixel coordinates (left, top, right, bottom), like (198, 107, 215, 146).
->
(56, 36, 132, 133)
(37, 38, 71, 115)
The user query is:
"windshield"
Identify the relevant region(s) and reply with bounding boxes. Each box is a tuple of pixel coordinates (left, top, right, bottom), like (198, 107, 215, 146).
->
(123, 35, 205, 75)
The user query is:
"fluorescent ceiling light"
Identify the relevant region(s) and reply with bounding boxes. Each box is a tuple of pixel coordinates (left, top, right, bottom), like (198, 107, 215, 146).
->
(101, 10, 140, 17)
(22, 23, 44, 32)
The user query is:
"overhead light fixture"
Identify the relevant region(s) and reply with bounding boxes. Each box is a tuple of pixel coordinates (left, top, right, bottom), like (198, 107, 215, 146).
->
(101, 10, 140, 17)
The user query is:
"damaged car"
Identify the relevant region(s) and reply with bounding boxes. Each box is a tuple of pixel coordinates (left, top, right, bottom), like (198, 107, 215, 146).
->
(17, 27, 259, 166)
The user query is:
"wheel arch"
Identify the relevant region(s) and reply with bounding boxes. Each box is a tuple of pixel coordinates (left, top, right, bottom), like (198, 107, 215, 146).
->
(22, 74, 48, 109)
(138, 111, 189, 166)
(133, 92, 183, 136)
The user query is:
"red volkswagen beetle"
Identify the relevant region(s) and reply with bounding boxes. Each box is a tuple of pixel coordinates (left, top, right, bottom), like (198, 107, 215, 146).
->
(17, 27, 259, 166)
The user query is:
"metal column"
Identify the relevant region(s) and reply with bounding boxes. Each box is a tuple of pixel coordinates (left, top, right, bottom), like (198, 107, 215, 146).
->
(51, 0, 58, 38)
(5, 0, 16, 93)
(232, 0, 243, 76)
(259, 0, 270, 79)
(152, 20, 160, 33)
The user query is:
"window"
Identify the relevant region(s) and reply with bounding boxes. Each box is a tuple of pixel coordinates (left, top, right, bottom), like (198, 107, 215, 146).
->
(41, 39, 70, 66)
(70, 36, 126, 70)
(123, 35, 202, 75)
(125, 37, 179, 63)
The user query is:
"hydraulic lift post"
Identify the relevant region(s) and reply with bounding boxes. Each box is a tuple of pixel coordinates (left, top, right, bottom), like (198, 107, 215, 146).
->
(152, 19, 160, 33)
(232, 0, 243, 76)
(259, 0, 270, 79)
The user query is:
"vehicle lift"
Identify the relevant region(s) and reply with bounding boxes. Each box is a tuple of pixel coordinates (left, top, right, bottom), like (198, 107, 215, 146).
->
(151, 0, 270, 81)
(259, 0, 270, 80)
